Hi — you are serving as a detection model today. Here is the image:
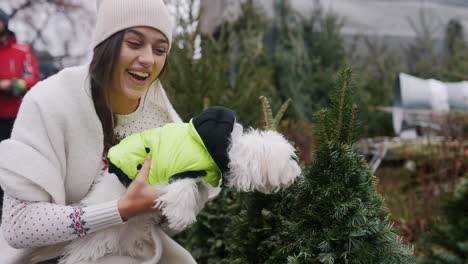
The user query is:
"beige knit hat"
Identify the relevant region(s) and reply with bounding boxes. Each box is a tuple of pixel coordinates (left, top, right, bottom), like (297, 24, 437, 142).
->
(92, 0, 173, 49)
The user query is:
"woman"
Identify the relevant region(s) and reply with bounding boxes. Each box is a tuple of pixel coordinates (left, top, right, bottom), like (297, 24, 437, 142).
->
(0, 0, 206, 263)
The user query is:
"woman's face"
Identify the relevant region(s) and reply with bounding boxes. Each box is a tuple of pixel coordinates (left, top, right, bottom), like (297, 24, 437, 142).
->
(108, 26, 169, 114)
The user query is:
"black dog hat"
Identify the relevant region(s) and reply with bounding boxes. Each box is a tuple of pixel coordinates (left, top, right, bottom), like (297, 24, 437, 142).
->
(192, 106, 236, 176)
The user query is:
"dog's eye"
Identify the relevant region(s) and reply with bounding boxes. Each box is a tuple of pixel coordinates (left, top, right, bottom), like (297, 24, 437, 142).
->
(291, 155, 299, 163)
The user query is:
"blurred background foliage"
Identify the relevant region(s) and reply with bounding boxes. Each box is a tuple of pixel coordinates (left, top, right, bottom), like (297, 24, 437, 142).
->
(164, 0, 273, 126)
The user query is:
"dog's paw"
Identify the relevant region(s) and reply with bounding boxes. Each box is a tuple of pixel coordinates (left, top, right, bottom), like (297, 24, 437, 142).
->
(157, 178, 202, 231)
(159, 199, 197, 231)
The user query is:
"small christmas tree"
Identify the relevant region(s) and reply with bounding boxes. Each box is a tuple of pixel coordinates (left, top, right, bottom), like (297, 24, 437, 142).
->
(270, 68, 415, 264)
(418, 177, 468, 264)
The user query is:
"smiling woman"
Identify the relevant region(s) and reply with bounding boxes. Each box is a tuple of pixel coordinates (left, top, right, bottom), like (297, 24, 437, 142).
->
(0, 0, 206, 263)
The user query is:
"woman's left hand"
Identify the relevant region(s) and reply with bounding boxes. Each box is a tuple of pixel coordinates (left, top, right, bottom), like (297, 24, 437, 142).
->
(118, 156, 161, 221)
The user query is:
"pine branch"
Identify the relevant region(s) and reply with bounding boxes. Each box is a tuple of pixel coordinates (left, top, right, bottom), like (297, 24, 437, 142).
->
(347, 104, 358, 144)
(274, 98, 293, 129)
(259, 96, 292, 131)
(315, 109, 329, 143)
(336, 67, 351, 141)
(260, 96, 274, 130)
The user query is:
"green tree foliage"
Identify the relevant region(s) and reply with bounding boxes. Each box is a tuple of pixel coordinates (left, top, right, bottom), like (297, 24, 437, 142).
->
(442, 19, 468, 81)
(403, 9, 445, 79)
(174, 188, 240, 264)
(222, 96, 293, 264)
(445, 19, 465, 63)
(225, 191, 286, 264)
(270, 68, 415, 264)
(271, 0, 346, 121)
(353, 38, 404, 136)
(405, 13, 468, 82)
(418, 177, 468, 264)
(163, 1, 272, 126)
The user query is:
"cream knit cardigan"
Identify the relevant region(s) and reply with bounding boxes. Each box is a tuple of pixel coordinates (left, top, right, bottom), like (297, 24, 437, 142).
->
(0, 65, 196, 263)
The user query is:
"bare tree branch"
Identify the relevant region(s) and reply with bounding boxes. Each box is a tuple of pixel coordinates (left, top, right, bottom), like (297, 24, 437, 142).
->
(9, 0, 35, 19)
(28, 14, 53, 47)
(4, 0, 94, 66)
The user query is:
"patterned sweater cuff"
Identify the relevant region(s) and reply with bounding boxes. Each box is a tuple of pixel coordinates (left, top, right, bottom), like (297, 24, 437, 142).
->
(83, 200, 123, 233)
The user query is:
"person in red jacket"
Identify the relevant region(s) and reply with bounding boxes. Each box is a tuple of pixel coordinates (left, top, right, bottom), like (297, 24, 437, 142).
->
(0, 8, 39, 141)
(0, 8, 39, 221)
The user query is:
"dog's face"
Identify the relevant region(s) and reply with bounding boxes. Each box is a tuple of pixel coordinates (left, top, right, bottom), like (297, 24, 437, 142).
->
(226, 124, 301, 193)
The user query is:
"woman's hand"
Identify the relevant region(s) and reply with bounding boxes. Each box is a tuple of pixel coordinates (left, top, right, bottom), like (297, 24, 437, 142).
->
(118, 156, 161, 221)
(0, 79, 12, 92)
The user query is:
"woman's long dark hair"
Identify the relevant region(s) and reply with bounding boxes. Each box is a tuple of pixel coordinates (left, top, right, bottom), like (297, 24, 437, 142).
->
(89, 29, 170, 154)
(90, 31, 124, 154)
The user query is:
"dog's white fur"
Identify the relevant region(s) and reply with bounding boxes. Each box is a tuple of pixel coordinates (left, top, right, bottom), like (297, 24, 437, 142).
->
(59, 123, 301, 263)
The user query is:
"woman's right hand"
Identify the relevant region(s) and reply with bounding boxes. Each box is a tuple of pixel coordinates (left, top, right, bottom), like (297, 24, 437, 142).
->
(118, 155, 161, 221)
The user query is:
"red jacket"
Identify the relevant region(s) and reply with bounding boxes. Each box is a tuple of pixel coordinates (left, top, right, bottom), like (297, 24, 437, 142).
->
(0, 35, 39, 118)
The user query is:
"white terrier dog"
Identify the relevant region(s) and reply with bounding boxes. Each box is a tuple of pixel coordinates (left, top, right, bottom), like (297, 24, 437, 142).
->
(58, 106, 301, 264)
